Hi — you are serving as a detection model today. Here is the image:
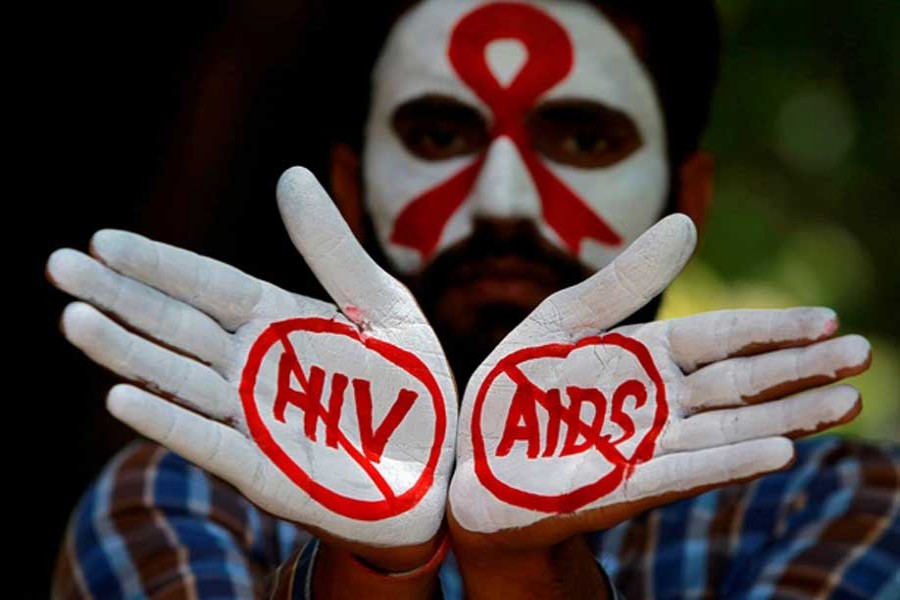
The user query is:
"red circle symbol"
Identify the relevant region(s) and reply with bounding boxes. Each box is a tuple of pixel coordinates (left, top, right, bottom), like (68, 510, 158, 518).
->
(471, 333, 667, 513)
(240, 317, 447, 520)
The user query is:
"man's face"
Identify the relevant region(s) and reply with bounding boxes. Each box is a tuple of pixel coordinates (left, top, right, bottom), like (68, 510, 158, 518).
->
(360, 0, 669, 377)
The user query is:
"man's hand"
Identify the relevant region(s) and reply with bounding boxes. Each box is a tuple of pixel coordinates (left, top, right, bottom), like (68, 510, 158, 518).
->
(449, 214, 869, 552)
(47, 167, 457, 562)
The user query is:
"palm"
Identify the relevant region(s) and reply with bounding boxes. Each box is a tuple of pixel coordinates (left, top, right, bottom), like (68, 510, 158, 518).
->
(48, 167, 457, 547)
(450, 215, 868, 540)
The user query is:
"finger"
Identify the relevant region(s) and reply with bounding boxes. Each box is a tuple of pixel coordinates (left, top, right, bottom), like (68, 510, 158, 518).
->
(47, 248, 234, 372)
(89, 229, 274, 331)
(623, 437, 794, 503)
(522, 214, 696, 338)
(62, 302, 240, 424)
(683, 335, 871, 413)
(276, 166, 424, 328)
(667, 307, 839, 373)
(661, 385, 860, 453)
(106, 384, 267, 496)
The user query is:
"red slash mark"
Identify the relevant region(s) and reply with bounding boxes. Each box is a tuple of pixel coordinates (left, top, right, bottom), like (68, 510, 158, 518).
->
(496, 365, 636, 465)
(390, 2, 623, 261)
(240, 318, 446, 520)
(471, 333, 667, 513)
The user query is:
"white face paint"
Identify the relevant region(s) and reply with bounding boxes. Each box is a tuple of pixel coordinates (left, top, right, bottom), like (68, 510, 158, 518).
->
(363, 0, 668, 274)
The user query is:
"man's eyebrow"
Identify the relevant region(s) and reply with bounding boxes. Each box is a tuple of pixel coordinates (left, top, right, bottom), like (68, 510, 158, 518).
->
(531, 98, 637, 120)
(392, 94, 485, 118)
(528, 98, 642, 138)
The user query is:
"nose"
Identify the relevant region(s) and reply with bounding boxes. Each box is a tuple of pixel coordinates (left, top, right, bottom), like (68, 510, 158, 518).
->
(469, 136, 541, 220)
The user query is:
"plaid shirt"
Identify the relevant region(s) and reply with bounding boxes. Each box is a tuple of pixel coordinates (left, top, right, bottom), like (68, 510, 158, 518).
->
(52, 435, 899, 599)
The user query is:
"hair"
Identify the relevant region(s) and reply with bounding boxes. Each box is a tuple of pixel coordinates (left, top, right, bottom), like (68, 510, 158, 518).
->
(306, 0, 720, 167)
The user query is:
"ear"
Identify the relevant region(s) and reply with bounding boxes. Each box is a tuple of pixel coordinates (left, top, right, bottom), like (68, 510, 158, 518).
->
(675, 151, 715, 235)
(329, 143, 368, 243)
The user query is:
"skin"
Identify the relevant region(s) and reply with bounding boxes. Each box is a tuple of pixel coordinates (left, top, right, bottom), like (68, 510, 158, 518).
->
(321, 4, 864, 586)
(327, 135, 866, 600)
(45, 4, 869, 599)
(328, 145, 824, 598)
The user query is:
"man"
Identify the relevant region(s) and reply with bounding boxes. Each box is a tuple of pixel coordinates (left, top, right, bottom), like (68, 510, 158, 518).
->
(48, 0, 898, 598)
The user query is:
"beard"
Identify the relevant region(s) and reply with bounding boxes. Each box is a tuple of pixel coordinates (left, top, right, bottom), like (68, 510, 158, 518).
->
(399, 217, 664, 386)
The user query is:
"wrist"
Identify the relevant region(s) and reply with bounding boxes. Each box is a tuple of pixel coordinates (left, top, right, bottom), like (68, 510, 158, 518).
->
(313, 534, 447, 600)
(350, 531, 450, 577)
(450, 538, 561, 581)
(448, 511, 609, 600)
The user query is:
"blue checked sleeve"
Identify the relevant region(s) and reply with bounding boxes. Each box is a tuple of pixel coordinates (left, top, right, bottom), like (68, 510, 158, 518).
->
(52, 439, 310, 599)
(722, 437, 900, 599)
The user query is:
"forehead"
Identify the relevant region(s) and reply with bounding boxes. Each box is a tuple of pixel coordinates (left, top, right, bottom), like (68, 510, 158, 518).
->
(371, 0, 656, 115)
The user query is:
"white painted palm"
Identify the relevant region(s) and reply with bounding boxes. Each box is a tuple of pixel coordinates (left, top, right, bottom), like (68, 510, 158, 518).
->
(451, 215, 868, 534)
(48, 167, 457, 547)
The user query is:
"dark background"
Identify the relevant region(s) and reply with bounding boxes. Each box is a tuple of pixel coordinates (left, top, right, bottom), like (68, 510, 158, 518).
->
(20, 0, 898, 591)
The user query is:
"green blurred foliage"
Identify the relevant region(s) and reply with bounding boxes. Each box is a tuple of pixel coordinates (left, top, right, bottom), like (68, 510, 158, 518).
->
(659, 0, 899, 442)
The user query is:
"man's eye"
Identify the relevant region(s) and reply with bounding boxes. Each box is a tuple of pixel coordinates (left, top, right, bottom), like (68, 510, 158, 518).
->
(566, 130, 609, 155)
(393, 95, 489, 161)
(413, 127, 464, 154)
(527, 100, 643, 168)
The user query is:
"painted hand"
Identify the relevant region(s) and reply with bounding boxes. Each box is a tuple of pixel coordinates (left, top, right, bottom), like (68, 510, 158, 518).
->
(449, 214, 869, 546)
(47, 167, 457, 548)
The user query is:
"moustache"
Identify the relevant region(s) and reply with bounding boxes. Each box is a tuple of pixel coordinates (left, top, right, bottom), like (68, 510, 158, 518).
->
(411, 217, 593, 295)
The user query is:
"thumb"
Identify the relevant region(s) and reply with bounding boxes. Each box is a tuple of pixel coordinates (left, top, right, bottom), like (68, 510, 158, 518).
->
(276, 166, 420, 327)
(521, 214, 697, 338)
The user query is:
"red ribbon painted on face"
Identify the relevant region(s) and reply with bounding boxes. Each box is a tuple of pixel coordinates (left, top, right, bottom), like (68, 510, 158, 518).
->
(390, 2, 624, 262)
